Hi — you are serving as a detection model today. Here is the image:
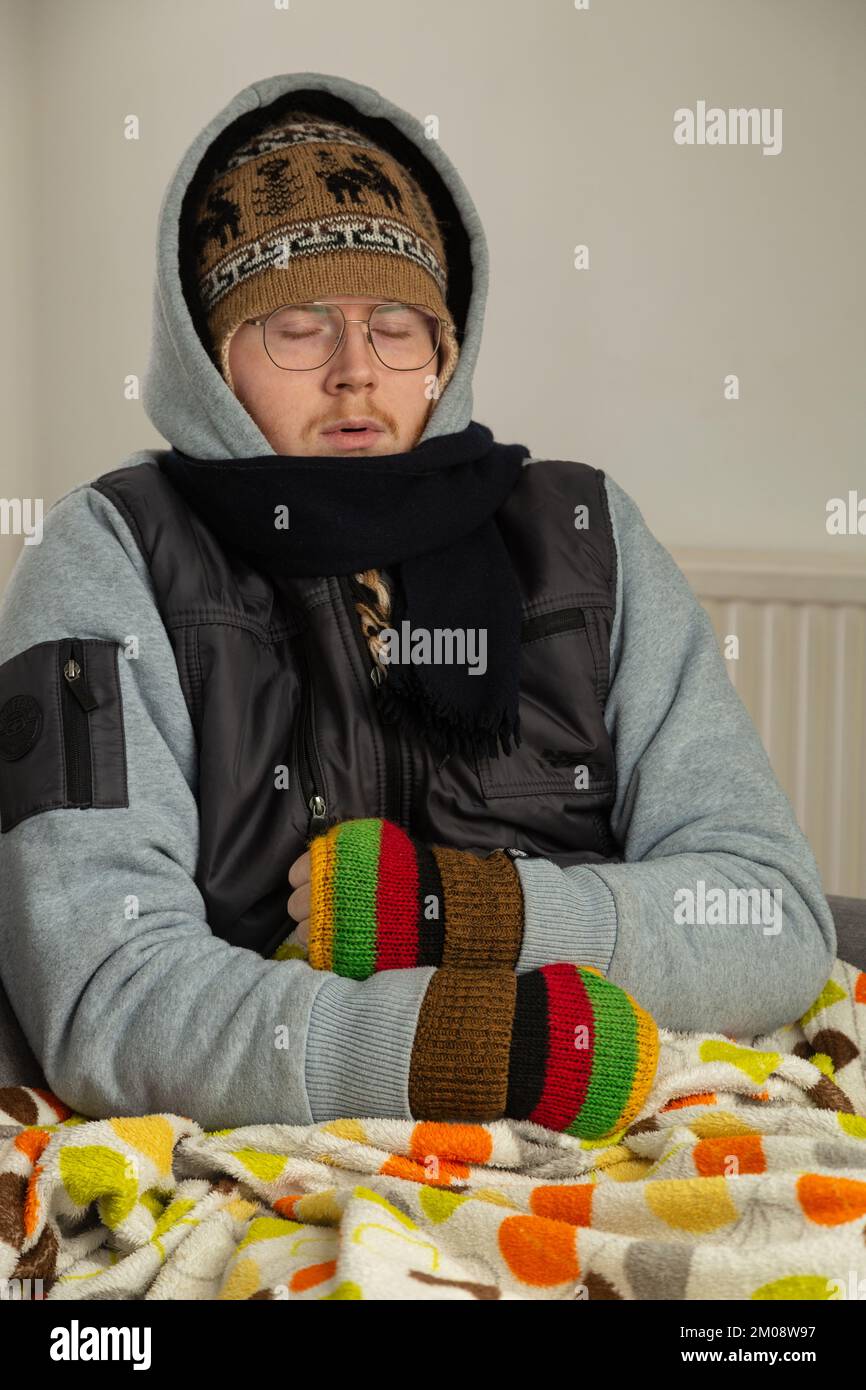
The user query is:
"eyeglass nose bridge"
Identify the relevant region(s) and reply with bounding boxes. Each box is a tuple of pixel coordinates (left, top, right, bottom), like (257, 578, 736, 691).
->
(336, 316, 376, 351)
(319, 315, 391, 368)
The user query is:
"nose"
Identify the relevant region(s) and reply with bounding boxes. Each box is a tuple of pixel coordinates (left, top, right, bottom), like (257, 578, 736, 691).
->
(324, 317, 380, 385)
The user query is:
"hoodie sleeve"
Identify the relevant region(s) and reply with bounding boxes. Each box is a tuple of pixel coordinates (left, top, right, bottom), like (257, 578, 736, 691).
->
(514, 472, 837, 1037)
(0, 481, 436, 1127)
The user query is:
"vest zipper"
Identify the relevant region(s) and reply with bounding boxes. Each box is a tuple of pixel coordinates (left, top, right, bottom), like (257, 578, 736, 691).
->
(335, 574, 403, 824)
(60, 640, 99, 805)
(296, 638, 329, 836)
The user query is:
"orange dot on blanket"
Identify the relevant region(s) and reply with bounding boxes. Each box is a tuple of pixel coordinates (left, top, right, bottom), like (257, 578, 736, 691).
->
(694, 1134, 766, 1177)
(382, 1153, 470, 1185)
(409, 1121, 493, 1165)
(797, 1173, 866, 1226)
(662, 1092, 717, 1111)
(530, 1183, 594, 1227)
(498, 1213, 580, 1287)
(14, 1128, 51, 1163)
(291, 1261, 338, 1293)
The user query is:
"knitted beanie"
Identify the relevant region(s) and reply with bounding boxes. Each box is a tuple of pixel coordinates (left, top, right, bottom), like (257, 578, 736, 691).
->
(189, 110, 460, 397)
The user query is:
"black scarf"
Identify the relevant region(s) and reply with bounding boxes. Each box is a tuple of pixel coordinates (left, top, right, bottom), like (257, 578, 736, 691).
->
(158, 421, 529, 761)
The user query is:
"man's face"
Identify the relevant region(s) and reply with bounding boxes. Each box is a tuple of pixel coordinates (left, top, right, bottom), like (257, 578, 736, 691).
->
(227, 294, 440, 456)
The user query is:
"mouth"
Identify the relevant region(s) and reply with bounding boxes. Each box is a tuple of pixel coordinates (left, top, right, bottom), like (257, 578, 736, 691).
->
(321, 418, 386, 451)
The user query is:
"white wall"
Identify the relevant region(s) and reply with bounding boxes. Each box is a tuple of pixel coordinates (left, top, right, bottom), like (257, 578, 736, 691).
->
(1, 0, 864, 586)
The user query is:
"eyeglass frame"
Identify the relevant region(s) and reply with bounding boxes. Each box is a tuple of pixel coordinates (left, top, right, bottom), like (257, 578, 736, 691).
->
(243, 299, 454, 372)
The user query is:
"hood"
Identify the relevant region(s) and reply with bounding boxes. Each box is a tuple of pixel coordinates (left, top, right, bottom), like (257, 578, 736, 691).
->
(141, 72, 489, 459)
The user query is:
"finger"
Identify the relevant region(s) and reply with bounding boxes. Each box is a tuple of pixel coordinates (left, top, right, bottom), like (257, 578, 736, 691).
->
(296, 918, 309, 945)
(287, 883, 311, 924)
(288, 850, 311, 887)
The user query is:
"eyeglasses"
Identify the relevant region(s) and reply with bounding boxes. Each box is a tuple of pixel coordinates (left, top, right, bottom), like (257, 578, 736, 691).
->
(244, 301, 449, 372)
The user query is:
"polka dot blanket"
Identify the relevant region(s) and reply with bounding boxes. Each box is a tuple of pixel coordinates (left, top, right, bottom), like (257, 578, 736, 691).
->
(1, 956, 865, 1301)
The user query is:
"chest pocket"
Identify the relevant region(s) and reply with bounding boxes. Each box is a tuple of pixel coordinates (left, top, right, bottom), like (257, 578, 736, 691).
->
(473, 605, 615, 803)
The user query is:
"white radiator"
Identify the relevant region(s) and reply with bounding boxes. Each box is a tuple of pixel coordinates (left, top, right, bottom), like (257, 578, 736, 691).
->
(670, 547, 866, 898)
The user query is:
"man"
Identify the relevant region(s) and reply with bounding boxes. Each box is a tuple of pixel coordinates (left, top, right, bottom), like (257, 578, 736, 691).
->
(0, 73, 835, 1135)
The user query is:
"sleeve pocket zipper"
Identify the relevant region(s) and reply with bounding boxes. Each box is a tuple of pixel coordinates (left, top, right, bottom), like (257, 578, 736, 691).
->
(60, 640, 99, 806)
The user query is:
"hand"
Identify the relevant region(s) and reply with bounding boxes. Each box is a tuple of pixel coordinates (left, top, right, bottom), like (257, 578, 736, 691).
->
(287, 850, 311, 945)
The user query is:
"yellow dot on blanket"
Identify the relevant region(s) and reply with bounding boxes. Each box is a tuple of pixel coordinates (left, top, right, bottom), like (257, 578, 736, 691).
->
(218, 1257, 262, 1300)
(353, 1186, 419, 1230)
(152, 1197, 198, 1241)
(227, 1197, 260, 1224)
(237, 1216, 302, 1249)
(140, 1188, 170, 1220)
(323, 1281, 363, 1299)
(419, 1187, 468, 1224)
(809, 1052, 835, 1078)
(230, 1149, 287, 1181)
(290, 1191, 342, 1225)
(688, 1111, 759, 1139)
(471, 1188, 521, 1209)
(109, 1117, 175, 1174)
(322, 1118, 369, 1143)
(580, 1128, 628, 1151)
(699, 1041, 780, 1084)
(59, 1147, 138, 1229)
(606, 1157, 655, 1182)
(838, 1113, 866, 1140)
(752, 1274, 841, 1300)
(644, 1176, 739, 1232)
(799, 977, 847, 1027)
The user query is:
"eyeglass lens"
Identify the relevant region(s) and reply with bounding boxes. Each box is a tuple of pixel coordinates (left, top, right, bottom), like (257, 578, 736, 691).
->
(262, 302, 441, 370)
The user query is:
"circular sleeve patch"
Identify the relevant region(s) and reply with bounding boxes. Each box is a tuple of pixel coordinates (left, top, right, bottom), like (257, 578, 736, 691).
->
(0, 694, 44, 760)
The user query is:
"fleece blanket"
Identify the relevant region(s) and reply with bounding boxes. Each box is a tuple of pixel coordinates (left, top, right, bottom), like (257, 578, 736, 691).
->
(1, 957, 865, 1302)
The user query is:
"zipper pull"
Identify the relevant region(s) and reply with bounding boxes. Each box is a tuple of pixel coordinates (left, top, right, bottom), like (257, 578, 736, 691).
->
(63, 644, 98, 711)
(308, 793, 328, 836)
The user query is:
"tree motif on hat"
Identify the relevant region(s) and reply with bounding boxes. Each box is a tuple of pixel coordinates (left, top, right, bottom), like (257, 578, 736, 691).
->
(250, 157, 305, 219)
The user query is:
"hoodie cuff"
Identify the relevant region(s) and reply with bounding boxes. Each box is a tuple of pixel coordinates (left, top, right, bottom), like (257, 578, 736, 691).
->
(513, 857, 618, 975)
(304, 966, 437, 1122)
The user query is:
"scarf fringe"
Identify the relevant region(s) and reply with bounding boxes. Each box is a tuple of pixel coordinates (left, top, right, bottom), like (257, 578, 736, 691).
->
(376, 672, 521, 764)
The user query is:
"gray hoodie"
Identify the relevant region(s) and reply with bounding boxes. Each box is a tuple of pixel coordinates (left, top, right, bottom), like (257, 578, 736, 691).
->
(0, 72, 835, 1128)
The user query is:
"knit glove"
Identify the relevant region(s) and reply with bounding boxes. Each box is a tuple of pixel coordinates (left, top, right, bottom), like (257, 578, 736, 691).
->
(299, 817, 525, 979)
(409, 962, 660, 1139)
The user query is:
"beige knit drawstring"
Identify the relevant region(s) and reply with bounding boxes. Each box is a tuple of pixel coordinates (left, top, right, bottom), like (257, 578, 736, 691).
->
(352, 568, 393, 684)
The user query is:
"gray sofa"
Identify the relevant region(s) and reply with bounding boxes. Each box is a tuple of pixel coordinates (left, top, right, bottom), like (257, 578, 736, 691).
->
(1, 896, 864, 1092)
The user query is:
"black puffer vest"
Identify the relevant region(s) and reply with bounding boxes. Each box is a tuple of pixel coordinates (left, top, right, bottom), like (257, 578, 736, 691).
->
(92, 452, 620, 958)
